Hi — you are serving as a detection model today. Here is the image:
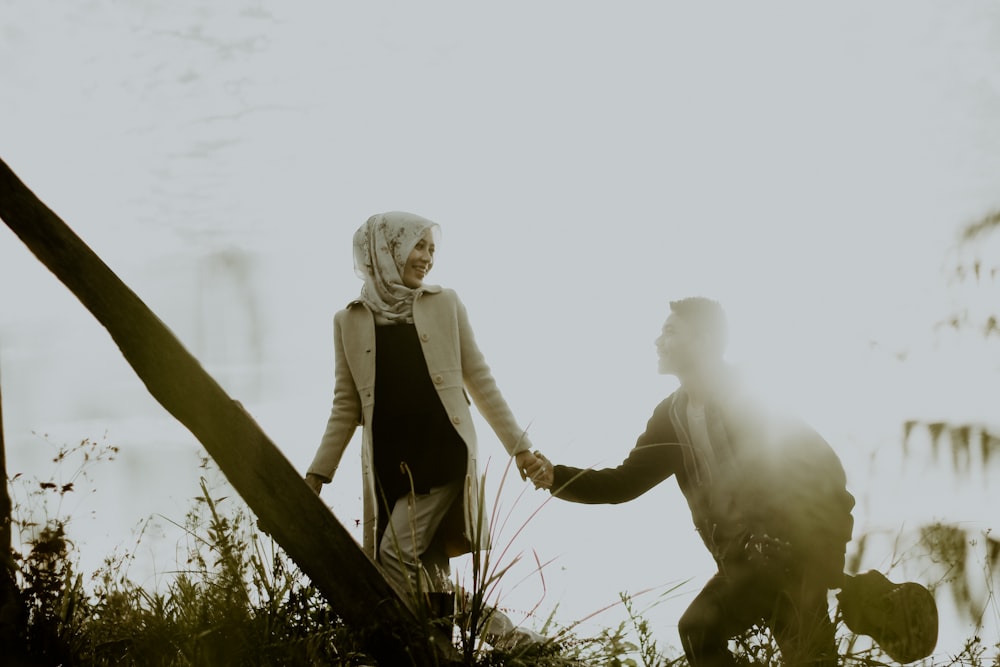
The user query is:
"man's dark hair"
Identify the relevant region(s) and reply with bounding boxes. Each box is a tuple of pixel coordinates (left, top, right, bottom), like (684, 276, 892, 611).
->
(669, 297, 728, 356)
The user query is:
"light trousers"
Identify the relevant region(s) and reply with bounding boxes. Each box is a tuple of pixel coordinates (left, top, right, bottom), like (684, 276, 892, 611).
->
(378, 481, 463, 601)
(377, 480, 535, 644)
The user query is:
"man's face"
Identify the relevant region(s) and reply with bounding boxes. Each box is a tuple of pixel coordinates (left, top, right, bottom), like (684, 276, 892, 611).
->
(655, 313, 697, 375)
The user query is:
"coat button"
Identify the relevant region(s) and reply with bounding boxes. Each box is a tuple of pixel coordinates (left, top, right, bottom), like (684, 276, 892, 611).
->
(433, 374, 443, 384)
(420, 333, 429, 342)
(452, 416, 461, 425)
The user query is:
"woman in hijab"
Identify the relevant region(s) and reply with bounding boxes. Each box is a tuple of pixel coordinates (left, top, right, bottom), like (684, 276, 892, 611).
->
(305, 211, 542, 636)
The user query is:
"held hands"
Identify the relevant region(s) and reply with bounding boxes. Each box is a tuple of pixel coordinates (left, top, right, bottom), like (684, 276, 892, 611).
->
(516, 450, 555, 490)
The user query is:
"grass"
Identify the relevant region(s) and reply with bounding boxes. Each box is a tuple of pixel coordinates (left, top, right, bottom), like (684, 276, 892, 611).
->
(4, 436, 1000, 666)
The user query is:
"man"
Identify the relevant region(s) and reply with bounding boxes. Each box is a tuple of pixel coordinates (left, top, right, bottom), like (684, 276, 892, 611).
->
(527, 298, 855, 667)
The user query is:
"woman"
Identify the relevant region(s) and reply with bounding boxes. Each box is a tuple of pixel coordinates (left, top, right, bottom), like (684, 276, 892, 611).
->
(305, 211, 540, 621)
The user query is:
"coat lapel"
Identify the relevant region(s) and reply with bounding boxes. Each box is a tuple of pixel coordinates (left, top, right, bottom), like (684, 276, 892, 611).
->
(341, 303, 376, 393)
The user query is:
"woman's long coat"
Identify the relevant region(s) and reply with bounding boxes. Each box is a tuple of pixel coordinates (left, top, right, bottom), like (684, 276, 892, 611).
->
(307, 285, 533, 558)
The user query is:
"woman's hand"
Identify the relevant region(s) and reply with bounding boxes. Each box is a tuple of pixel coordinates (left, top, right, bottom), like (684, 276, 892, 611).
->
(517, 450, 554, 489)
(514, 450, 537, 481)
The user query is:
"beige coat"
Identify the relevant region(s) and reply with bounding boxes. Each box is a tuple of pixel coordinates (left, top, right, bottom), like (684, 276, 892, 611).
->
(307, 285, 533, 558)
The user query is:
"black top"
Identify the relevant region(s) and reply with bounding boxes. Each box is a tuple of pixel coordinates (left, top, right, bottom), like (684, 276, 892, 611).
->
(372, 323, 467, 511)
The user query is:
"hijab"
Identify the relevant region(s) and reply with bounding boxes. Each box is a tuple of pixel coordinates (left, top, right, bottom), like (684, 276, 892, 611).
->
(353, 211, 439, 324)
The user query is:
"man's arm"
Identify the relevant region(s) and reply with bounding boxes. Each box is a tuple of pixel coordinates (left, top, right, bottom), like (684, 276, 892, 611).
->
(545, 441, 677, 504)
(525, 397, 681, 503)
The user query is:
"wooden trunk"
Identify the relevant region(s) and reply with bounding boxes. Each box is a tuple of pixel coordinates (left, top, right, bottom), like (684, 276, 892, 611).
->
(0, 156, 460, 666)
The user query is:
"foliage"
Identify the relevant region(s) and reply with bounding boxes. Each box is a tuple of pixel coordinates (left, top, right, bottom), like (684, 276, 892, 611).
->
(7, 442, 368, 666)
(893, 207, 1000, 645)
(538, 591, 687, 667)
(5, 437, 1000, 666)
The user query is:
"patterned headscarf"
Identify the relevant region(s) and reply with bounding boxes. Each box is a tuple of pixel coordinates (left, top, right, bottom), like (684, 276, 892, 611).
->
(353, 211, 439, 324)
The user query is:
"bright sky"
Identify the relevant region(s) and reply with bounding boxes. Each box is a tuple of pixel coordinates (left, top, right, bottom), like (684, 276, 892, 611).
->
(2, 0, 999, 655)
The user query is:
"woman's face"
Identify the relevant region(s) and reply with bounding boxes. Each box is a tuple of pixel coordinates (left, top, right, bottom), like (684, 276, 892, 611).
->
(401, 228, 435, 288)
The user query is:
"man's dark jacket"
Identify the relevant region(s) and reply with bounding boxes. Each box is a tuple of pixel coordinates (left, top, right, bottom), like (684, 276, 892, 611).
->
(551, 375, 855, 587)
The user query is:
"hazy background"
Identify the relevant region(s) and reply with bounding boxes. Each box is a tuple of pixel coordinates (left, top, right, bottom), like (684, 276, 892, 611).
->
(2, 0, 999, 657)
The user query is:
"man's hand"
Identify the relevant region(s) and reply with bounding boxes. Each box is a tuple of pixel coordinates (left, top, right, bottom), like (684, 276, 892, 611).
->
(518, 450, 554, 489)
(304, 473, 324, 495)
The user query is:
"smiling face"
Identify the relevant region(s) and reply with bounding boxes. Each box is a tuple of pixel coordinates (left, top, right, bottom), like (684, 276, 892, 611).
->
(401, 228, 435, 288)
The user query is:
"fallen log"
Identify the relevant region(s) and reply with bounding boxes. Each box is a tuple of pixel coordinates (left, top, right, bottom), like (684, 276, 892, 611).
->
(0, 156, 459, 665)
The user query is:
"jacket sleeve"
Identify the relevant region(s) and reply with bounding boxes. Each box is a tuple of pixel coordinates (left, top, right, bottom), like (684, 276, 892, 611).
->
(307, 311, 362, 482)
(454, 292, 533, 455)
(549, 399, 680, 504)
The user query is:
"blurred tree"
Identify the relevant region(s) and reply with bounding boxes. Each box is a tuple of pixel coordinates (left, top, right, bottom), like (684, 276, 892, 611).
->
(900, 211, 1000, 626)
(904, 210, 1000, 466)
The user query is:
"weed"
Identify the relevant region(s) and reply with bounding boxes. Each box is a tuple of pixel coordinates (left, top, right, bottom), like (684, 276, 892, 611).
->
(6, 438, 1000, 665)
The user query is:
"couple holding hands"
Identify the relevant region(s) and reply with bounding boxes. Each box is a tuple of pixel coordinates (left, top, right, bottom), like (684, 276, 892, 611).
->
(303, 211, 855, 665)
